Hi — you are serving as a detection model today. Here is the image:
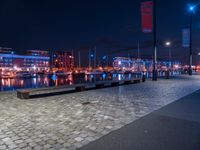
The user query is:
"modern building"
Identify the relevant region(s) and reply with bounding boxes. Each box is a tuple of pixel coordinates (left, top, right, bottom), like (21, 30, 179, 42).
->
(27, 50, 49, 57)
(52, 51, 74, 70)
(113, 57, 181, 72)
(0, 47, 14, 54)
(113, 57, 145, 72)
(0, 48, 74, 72)
(0, 53, 49, 71)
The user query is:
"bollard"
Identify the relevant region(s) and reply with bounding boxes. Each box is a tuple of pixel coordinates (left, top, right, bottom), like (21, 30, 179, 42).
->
(165, 70, 170, 79)
(142, 72, 146, 82)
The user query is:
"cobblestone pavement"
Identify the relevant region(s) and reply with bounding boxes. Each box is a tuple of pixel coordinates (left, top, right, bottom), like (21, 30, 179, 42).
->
(0, 75, 200, 150)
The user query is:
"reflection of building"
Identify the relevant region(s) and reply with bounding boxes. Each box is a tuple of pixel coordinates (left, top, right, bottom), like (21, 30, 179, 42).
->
(52, 51, 74, 70)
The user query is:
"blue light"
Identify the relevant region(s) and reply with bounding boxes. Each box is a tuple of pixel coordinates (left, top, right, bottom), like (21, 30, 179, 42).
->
(90, 54, 94, 58)
(102, 73, 106, 79)
(51, 74, 57, 81)
(102, 56, 107, 59)
(188, 4, 196, 13)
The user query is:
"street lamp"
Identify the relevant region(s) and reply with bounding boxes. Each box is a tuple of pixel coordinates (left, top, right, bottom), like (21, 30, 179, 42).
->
(188, 4, 196, 75)
(152, 0, 157, 81)
(165, 41, 172, 69)
(165, 41, 171, 46)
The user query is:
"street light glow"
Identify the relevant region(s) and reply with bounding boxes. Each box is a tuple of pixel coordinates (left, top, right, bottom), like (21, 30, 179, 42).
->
(190, 6, 194, 11)
(188, 4, 196, 13)
(165, 41, 171, 46)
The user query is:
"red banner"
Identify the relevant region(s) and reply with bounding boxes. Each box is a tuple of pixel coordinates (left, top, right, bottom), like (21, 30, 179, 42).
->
(141, 1, 153, 33)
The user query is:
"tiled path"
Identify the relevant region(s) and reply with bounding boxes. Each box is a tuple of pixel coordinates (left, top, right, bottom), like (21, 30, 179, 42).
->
(0, 75, 200, 150)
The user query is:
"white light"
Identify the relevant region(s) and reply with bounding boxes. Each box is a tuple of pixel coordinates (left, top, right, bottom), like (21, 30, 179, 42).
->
(198, 52, 200, 55)
(165, 41, 171, 46)
(174, 65, 179, 69)
(118, 61, 122, 65)
(14, 66, 17, 70)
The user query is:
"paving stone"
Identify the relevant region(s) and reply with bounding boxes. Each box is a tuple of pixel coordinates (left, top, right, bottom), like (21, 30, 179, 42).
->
(14, 140, 24, 144)
(28, 142, 37, 147)
(52, 143, 63, 149)
(46, 140, 56, 145)
(21, 146, 32, 150)
(0, 145, 7, 150)
(43, 144, 52, 149)
(18, 143, 28, 148)
(33, 145, 43, 150)
(8, 143, 17, 149)
(0, 75, 200, 150)
(74, 137, 83, 142)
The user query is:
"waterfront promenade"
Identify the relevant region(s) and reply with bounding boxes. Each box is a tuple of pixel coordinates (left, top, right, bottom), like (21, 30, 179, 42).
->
(0, 75, 200, 150)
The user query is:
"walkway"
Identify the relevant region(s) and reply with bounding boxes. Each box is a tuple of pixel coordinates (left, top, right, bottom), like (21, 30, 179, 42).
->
(79, 88, 200, 150)
(0, 75, 200, 149)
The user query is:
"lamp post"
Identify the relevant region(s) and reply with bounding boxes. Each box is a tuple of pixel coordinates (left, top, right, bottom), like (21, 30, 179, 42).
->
(189, 8, 193, 75)
(188, 4, 196, 75)
(165, 41, 171, 69)
(152, 0, 157, 81)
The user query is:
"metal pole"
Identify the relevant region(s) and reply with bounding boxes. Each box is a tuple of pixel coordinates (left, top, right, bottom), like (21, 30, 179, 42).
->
(89, 49, 91, 69)
(49, 49, 53, 71)
(138, 41, 140, 59)
(94, 46, 96, 69)
(152, 0, 157, 81)
(189, 12, 193, 75)
(78, 51, 81, 68)
(169, 47, 171, 69)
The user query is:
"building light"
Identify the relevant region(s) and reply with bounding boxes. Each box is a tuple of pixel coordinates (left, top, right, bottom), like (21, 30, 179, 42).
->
(33, 66, 36, 70)
(13, 66, 18, 70)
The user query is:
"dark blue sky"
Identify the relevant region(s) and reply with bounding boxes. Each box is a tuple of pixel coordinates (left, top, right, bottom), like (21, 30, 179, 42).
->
(0, 0, 200, 64)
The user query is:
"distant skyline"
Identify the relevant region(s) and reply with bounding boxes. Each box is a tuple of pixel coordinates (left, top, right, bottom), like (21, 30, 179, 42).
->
(0, 0, 200, 64)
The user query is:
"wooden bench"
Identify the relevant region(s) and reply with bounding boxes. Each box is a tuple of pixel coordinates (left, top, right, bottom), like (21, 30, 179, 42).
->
(123, 80, 132, 85)
(75, 85, 86, 92)
(111, 81, 119, 86)
(17, 78, 143, 99)
(17, 90, 31, 99)
(17, 85, 75, 99)
(132, 78, 141, 83)
(95, 82, 105, 88)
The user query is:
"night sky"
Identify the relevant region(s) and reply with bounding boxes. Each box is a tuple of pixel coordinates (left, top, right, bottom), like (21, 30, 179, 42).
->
(0, 0, 200, 65)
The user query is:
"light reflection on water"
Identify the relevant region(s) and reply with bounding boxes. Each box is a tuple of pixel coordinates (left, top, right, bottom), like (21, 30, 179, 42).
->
(0, 71, 181, 91)
(0, 73, 139, 91)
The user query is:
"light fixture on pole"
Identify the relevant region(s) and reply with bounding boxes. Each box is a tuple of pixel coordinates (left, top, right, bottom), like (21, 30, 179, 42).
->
(152, 0, 157, 81)
(165, 41, 172, 69)
(188, 3, 196, 75)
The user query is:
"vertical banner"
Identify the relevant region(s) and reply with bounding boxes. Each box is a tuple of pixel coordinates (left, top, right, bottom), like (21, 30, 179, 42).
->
(182, 28, 190, 47)
(141, 1, 153, 33)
